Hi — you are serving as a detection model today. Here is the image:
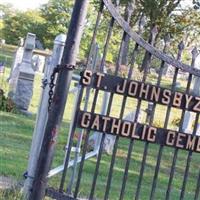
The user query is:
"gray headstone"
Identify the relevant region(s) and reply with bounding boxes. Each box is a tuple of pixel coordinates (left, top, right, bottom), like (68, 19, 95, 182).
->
(9, 46, 24, 80)
(162, 62, 169, 76)
(182, 53, 200, 134)
(32, 55, 46, 72)
(165, 65, 174, 78)
(32, 55, 40, 71)
(11, 33, 36, 111)
(182, 112, 195, 133)
(175, 82, 181, 89)
(88, 43, 99, 70)
(192, 53, 200, 96)
(103, 110, 142, 154)
(196, 124, 200, 136)
(8, 64, 20, 97)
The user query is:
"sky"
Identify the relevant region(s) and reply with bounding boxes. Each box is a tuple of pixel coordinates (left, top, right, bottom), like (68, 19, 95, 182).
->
(0, 0, 49, 10)
(0, 0, 193, 11)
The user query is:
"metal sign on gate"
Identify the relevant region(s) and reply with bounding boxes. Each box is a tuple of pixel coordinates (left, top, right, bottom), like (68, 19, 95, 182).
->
(77, 70, 200, 153)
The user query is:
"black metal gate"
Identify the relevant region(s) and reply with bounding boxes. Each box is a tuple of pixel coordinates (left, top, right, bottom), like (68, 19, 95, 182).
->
(37, 0, 200, 199)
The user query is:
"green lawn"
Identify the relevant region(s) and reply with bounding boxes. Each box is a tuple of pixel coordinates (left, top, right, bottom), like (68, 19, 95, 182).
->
(1, 109, 200, 199)
(0, 62, 200, 200)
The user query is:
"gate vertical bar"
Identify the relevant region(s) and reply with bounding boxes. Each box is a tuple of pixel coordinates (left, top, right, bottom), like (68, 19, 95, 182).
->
(180, 114, 199, 200)
(195, 170, 200, 200)
(134, 26, 158, 200)
(179, 51, 200, 199)
(74, 1, 118, 194)
(149, 41, 184, 200)
(165, 46, 197, 200)
(29, 1, 89, 199)
(118, 16, 145, 200)
(23, 34, 66, 200)
(104, 3, 136, 199)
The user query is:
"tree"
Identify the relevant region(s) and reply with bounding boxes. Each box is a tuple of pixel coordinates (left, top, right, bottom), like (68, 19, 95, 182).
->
(1, 0, 74, 48)
(0, 3, 13, 18)
(39, 0, 74, 48)
(0, 3, 14, 39)
(173, 9, 200, 46)
(2, 9, 45, 46)
(1, 0, 198, 58)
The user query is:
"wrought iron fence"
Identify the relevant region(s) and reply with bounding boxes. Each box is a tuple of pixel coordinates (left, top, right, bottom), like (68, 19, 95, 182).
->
(29, 0, 200, 199)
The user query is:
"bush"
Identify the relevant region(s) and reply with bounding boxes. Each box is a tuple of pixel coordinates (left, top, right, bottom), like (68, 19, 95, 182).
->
(0, 89, 16, 112)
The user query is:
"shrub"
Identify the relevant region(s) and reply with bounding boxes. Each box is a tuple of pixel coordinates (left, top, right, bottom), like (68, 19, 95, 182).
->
(0, 89, 16, 112)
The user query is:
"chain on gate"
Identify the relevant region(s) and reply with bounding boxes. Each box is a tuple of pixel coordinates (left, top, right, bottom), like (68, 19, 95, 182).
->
(48, 64, 76, 111)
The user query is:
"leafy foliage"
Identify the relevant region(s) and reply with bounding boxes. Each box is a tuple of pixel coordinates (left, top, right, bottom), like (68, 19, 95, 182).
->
(39, 0, 74, 48)
(0, 0, 200, 62)
(2, 9, 45, 46)
(0, 89, 16, 112)
(0, 1, 74, 48)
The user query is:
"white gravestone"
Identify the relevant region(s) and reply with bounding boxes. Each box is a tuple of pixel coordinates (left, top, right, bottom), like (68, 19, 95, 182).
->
(10, 47, 24, 75)
(182, 53, 200, 134)
(9, 37, 24, 77)
(8, 46, 24, 95)
(32, 55, 46, 73)
(103, 111, 142, 154)
(192, 53, 200, 136)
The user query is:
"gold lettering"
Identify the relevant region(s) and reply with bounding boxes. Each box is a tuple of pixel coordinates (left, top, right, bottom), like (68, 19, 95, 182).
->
(131, 123, 139, 139)
(96, 72, 105, 88)
(91, 115, 100, 130)
(173, 92, 183, 108)
(128, 81, 138, 96)
(147, 127, 156, 142)
(82, 70, 92, 85)
(162, 89, 171, 105)
(193, 97, 200, 112)
(111, 119, 121, 135)
(185, 94, 193, 109)
(150, 87, 160, 102)
(81, 113, 91, 128)
(139, 84, 150, 99)
(116, 80, 127, 94)
(186, 135, 196, 151)
(141, 125, 147, 140)
(121, 121, 131, 137)
(166, 131, 175, 146)
(196, 138, 200, 152)
(102, 116, 111, 132)
(176, 133, 186, 148)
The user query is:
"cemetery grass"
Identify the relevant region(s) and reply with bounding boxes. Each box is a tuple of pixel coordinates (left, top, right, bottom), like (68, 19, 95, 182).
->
(1, 111, 200, 200)
(1, 67, 200, 199)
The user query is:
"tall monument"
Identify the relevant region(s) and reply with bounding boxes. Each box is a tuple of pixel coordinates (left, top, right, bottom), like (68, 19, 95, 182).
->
(11, 33, 36, 111)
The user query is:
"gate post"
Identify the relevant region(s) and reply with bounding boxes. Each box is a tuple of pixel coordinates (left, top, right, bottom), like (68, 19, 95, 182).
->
(29, 0, 89, 199)
(23, 34, 66, 199)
